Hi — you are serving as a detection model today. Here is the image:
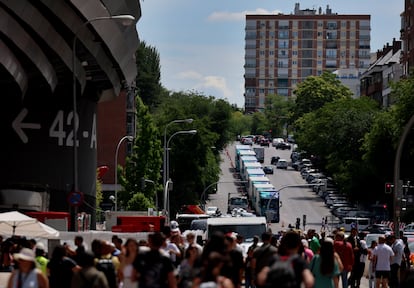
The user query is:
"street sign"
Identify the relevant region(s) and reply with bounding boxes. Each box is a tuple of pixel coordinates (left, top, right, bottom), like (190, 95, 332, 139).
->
(67, 191, 84, 207)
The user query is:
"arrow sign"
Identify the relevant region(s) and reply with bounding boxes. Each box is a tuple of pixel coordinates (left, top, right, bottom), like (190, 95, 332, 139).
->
(12, 108, 41, 143)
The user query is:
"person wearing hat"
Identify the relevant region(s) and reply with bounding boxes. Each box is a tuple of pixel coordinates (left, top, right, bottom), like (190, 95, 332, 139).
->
(7, 247, 49, 288)
(170, 220, 181, 235)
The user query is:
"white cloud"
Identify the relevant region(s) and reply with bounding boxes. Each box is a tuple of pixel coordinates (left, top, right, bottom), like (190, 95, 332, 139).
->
(207, 8, 282, 22)
(198, 76, 232, 98)
(174, 70, 233, 99)
(176, 70, 203, 80)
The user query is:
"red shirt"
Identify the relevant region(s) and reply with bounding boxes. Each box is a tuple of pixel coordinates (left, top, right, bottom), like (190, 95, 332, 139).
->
(334, 240, 354, 271)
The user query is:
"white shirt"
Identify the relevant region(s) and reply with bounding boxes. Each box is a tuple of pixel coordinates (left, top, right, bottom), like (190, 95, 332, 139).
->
(391, 239, 404, 265)
(359, 240, 368, 263)
(373, 243, 394, 271)
(163, 242, 181, 263)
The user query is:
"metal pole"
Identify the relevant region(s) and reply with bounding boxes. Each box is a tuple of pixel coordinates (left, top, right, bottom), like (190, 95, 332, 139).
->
(166, 130, 197, 182)
(265, 183, 324, 216)
(200, 180, 248, 205)
(114, 136, 133, 211)
(163, 119, 194, 190)
(163, 129, 197, 218)
(163, 179, 172, 223)
(393, 114, 414, 237)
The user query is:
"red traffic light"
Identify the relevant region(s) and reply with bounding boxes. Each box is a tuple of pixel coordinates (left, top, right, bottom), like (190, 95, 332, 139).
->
(385, 182, 393, 194)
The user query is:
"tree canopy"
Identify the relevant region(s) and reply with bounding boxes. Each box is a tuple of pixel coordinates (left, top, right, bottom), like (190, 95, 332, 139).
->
(292, 71, 353, 121)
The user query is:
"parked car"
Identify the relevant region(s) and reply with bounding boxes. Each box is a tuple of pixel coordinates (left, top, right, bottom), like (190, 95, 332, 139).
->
(272, 138, 285, 147)
(332, 207, 359, 218)
(276, 159, 288, 169)
(297, 159, 312, 171)
(206, 206, 220, 216)
(363, 223, 393, 234)
(263, 165, 274, 174)
(271, 156, 280, 165)
(403, 223, 414, 237)
(275, 142, 291, 150)
(260, 138, 270, 147)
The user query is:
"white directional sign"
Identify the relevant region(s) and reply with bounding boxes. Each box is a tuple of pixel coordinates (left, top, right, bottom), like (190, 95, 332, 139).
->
(12, 108, 41, 143)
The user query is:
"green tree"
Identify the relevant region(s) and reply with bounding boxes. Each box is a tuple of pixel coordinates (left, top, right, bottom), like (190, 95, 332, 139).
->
(120, 96, 162, 211)
(136, 41, 162, 109)
(362, 75, 414, 217)
(228, 111, 253, 138)
(292, 71, 352, 121)
(250, 112, 268, 136)
(265, 94, 294, 137)
(153, 91, 233, 216)
(295, 97, 379, 201)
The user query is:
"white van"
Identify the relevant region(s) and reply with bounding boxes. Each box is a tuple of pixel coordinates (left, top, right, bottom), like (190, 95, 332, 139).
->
(206, 216, 267, 257)
(341, 217, 371, 232)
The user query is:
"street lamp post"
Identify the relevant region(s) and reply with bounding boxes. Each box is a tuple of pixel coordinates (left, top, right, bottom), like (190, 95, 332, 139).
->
(71, 14, 135, 197)
(142, 178, 157, 215)
(163, 129, 197, 223)
(163, 119, 194, 189)
(393, 114, 414, 236)
(166, 129, 197, 182)
(114, 135, 134, 211)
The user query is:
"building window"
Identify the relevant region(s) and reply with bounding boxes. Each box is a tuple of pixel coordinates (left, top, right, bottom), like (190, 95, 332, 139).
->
(302, 30, 314, 39)
(278, 30, 289, 38)
(302, 21, 314, 29)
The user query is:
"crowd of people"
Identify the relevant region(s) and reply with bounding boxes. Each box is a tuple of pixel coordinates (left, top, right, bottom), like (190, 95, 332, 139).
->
(0, 223, 414, 288)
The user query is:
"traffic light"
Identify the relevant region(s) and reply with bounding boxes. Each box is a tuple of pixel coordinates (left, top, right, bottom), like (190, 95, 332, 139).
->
(385, 182, 394, 194)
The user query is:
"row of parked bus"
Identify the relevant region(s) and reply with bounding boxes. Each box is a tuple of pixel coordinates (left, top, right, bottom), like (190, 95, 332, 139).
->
(234, 145, 280, 223)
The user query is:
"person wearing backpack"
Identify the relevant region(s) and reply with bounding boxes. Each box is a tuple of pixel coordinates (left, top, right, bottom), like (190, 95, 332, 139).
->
(71, 251, 109, 288)
(251, 232, 278, 288)
(91, 239, 119, 288)
(310, 238, 341, 288)
(257, 231, 314, 288)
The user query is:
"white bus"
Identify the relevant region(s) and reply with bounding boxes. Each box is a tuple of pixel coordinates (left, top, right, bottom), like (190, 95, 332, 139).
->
(341, 217, 371, 232)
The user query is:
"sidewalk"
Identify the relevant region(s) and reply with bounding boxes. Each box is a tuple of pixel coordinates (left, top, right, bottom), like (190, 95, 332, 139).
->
(0, 272, 10, 287)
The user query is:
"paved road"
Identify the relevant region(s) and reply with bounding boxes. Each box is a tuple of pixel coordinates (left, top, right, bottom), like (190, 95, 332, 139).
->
(207, 142, 370, 288)
(0, 272, 10, 287)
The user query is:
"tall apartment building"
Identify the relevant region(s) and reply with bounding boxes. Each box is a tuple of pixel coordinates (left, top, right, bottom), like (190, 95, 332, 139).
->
(400, 0, 414, 75)
(244, 3, 371, 113)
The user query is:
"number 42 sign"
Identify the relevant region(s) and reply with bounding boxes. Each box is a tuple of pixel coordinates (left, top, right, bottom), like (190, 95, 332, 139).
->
(12, 108, 97, 149)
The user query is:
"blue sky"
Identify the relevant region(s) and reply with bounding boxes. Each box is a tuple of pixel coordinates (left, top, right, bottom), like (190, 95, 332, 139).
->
(137, 1, 404, 108)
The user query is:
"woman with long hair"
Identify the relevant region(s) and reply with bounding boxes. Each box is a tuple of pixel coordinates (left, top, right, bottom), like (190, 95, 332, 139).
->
(310, 238, 341, 288)
(117, 238, 139, 288)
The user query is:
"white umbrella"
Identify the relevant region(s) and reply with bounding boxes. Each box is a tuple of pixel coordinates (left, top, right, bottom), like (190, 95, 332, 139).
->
(0, 211, 60, 239)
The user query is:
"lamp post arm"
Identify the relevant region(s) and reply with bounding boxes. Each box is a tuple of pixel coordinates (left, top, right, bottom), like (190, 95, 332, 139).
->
(163, 119, 194, 188)
(114, 136, 134, 211)
(200, 180, 248, 205)
(265, 183, 324, 212)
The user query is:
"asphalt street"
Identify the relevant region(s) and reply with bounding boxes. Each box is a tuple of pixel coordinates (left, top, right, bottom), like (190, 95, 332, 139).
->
(206, 142, 370, 288)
